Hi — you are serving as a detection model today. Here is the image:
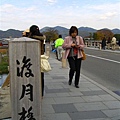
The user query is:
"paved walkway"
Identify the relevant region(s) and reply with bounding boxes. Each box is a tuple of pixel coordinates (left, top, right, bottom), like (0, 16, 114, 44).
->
(42, 53, 120, 120)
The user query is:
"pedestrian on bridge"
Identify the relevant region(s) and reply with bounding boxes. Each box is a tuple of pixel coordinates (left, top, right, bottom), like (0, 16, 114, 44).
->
(101, 37, 106, 50)
(29, 25, 45, 97)
(55, 35, 64, 61)
(22, 29, 30, 37)
(111, 36, 116, 50)
(62, 26, 85, 88)
(107, 37, 111, 49)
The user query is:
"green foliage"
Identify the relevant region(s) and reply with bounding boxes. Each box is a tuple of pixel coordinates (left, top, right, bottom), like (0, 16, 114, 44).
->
(93, 33, 97, 40)
(114, 34, 120, 41)
(0, 56, 9, 74)
(93, 29, 114, 40)
(42, 28, 59, 42)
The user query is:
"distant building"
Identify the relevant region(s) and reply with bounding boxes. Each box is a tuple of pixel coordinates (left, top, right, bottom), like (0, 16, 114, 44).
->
(0, 38, 11, 46)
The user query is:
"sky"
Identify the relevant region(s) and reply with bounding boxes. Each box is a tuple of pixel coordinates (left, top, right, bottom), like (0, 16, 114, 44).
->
(0, 0, 120, 31)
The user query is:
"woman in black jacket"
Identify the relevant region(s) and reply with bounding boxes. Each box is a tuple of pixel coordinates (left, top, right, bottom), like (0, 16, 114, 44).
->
(102, 37, 106, 50)
(29, 25, 45, 97)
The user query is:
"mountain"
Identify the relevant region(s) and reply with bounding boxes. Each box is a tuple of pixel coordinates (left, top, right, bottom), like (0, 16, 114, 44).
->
(0, 29, 23, 39)
(0, 27, 120, 39)
(40, 27, 51, 32)
(41, 26, 69, 32)
(54, 26, 69, 38)
(40, 26, 69, 38)
(78, 27, 97, 32)
(78, 27, 97, 37)
(112, 29, 120, 34)
(40, 26, 97, 38)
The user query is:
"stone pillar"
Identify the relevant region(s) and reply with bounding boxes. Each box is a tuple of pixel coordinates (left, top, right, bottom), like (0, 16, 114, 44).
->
(46, 46, 50, 57)
(94, 42, 96, 47)
(62, 51, 67, 68)
(85, 42, 87, 47)
(90, 42, 92, 46)
(9, 37, 42, 120)
(99, 43, 101, 50)
(97, 42, 99, 48)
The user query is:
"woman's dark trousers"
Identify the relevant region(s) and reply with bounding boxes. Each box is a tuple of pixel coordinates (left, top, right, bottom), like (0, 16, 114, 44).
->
(41, 72, 44, 96)
(67, 56, 82, 86)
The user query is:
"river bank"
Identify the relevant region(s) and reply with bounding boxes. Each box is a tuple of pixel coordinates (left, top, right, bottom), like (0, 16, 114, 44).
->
(0, 86, 11, 119)
(0, 74, 7, 87)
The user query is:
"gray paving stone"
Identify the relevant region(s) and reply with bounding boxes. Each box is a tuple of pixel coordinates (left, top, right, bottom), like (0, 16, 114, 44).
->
(80, 82, 97, 88)
(69, 87, 91, 92)
(62, 82, 69, 85)
(42, 113, 71, 120)
(81, 90, 107, 96)
(44, 77, 53, 81)
(42, 104, 55, 114)
(42, 98, 56, 104)
(79, 87, 92, 91)
(54, 96, 85, 104)
(46, 84, 64, 89)
(44, 93, 57, 98)
(80, 79, 88, 82)
(56, 93, 70, 97)
(68, 110, 107, 119)
(102, 109, 120, 117)
(69, 91, 83, 96)
(62, 83, 72, 89)
(103, 101, 120, 109)
(74, 102, 108, 111)
(51, 76, 66, 79)
(99, 94, 117, 101)
(49, 79, 66, 82)
(45, 88, 70, 93)
(52, 103, 78, 113)
(111, 116, 120, 120)
(79, 118, 111, 120)
(89, 87, 102, 91)
(82, 95, 103, 102)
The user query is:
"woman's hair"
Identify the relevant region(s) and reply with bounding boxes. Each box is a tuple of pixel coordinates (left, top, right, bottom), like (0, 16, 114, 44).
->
(69, 26, 78, 35)
(29, 25, 43, 36)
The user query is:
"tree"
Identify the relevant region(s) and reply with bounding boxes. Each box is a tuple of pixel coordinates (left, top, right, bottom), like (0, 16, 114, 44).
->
(93, 32, 99, 40)
(93, 29, 114, 40)
(42, 28, 59, 42)
(114, 34, 120, 41)
(89, 32, 93, 40)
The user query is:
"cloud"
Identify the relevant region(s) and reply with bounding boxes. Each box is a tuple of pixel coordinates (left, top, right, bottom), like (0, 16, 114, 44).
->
(0, 4, 17, 13)
(0, 4, 43, 30)
(47, 0, 57, 5)
(26, 7, 37, 12)
(88, 2, 120, 11)
(100, 12, 117, 20)
(0, 1, 120, 30)
(85, 2, 120, 21)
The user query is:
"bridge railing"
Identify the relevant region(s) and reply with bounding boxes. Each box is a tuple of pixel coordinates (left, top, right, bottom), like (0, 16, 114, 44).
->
(85, 40, 120, 50)
(85, 40, 102, 49)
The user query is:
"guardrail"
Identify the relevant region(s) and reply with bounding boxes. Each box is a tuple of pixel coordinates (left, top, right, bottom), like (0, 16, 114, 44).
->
(85, 40, 120, 50)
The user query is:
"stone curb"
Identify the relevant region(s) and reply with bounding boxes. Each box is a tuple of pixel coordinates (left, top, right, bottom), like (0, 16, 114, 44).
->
(81, 74, 120, 101)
